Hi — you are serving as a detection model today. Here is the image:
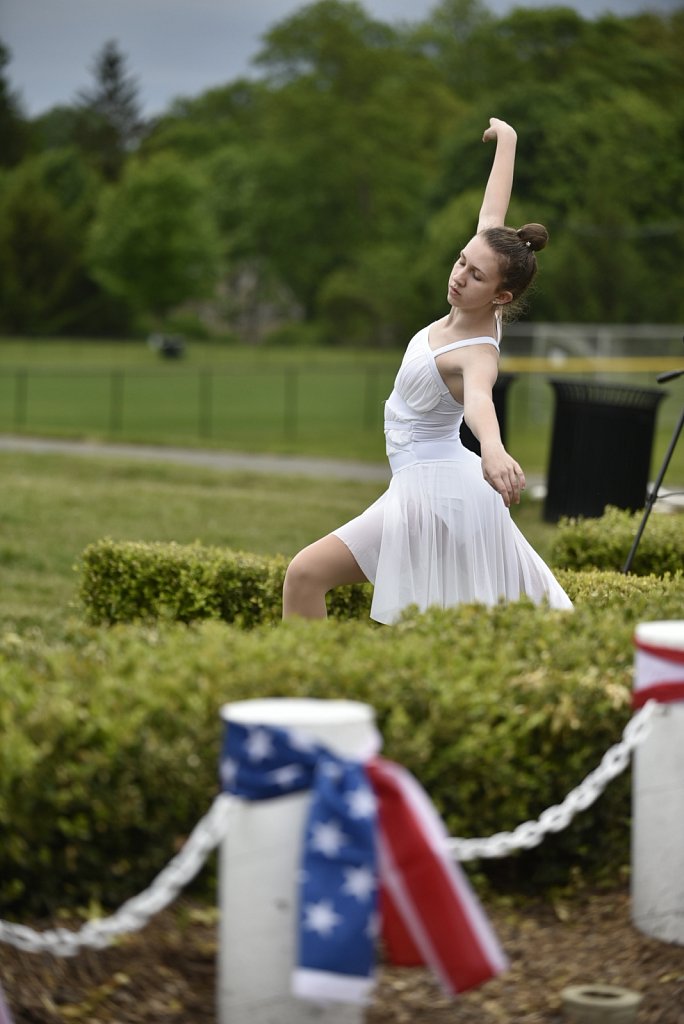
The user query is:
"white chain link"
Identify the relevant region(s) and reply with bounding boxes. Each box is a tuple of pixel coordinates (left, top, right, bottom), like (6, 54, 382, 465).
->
(447, 700, 659, 861)
(0, 793, 235, 956)
(0, 701, 660, 956)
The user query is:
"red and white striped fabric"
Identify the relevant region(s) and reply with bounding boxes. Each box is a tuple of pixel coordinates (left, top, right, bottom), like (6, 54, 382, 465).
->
(633, 621, 684, 709)
(367, 757, 508, 995)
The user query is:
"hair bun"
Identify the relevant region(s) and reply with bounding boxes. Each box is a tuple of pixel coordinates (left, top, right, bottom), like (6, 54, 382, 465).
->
(517, 223, 549, 253)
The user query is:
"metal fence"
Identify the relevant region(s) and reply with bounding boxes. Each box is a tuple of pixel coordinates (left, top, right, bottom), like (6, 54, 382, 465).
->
(0, 364, 396, 447)
(0, 360, 681, 475)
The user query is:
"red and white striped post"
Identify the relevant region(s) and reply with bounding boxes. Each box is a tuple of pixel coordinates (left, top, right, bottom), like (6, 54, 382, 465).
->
(631, 620, 684, 945)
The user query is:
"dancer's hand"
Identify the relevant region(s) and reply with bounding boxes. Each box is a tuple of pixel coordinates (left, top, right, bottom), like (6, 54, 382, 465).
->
(481, 442, 526, 507)
(482, 118, 517, 144)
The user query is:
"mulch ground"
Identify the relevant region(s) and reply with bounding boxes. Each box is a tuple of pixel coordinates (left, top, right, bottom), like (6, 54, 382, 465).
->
(1, 888, 683, 1023)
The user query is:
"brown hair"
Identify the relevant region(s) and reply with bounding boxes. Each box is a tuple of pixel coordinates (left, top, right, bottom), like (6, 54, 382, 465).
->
(480, 223, 549, 303)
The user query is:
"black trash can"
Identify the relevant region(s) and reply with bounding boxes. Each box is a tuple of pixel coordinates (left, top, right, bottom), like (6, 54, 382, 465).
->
(544, 378, 665, 522)
(460, 372, 517, 457)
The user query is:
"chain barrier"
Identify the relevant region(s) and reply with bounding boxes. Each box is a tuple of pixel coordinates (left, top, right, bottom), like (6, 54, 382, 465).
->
(0, 701, 659, 957)
(0, 793, 235, 956)
(448, 700, 659, 861)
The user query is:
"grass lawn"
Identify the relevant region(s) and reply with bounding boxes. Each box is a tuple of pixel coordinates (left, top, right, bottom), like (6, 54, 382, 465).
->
(1, 338, 682, 479)
(0, 451, 559, 635)
(0, 341, 395, 461)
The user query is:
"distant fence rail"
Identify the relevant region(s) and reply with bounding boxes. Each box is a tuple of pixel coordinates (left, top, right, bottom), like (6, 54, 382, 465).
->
(0, 365, 395, 444)
(0, 358, 680, 454)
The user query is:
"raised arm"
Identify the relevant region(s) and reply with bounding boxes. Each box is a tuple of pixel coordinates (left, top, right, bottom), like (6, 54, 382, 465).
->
(477, 118, 517, 232)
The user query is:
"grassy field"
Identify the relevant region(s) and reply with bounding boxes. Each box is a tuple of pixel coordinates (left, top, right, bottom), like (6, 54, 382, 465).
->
(0, 450, 561, 636)
(0, 338, 682, 478)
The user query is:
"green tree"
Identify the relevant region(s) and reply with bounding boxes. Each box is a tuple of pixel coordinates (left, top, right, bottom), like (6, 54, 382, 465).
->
(532, 86, 683, 322)
(420, 5, 684, 324)
(406, 0, 497, 95)
(32, 104, 85, 153)
(0, 148, 125, 334)
(0, 41, 30, 167)
(142, 80, 264, 161)
(0, 161, 81, 333)
(25, 1, 677, 337)
(317, 241, 425, 347)
(243, 0, 463, 322)
(86, 154, 223, 324)
(74, 40, 146, 180)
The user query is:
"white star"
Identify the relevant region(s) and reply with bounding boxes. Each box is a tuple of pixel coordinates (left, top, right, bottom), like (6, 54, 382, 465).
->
(320, 760, 343, 781)
(342, 866, 376, 901)
(220, 757, 237, 789)
(346, 786, 377, 820)
(244, 728, 275, 762)
(311, 820, 349, 857)
(303, 900, 342, 937)
(288, 729, 319, 753)
(271, 764, 302, 788)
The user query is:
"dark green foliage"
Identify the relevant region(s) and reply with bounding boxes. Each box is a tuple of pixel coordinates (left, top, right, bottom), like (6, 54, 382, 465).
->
(550, 506, 683, 576)
(0, 148, 130, 335)
(86, 154, 224, 320)
(0, 167, 77, 334)
(73, 40, 146, 181)
(4, 4, 684, 334)
(1, 569, 682, 912)
(0, 42, 29, 167)
(79, 538, 372, 626)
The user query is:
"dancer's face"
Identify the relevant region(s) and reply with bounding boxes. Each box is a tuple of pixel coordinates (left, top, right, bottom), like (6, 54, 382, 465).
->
(447, 235, 511, 311)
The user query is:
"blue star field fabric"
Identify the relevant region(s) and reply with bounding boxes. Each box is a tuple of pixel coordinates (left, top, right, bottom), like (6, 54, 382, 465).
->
(221, 721, 379, 1003)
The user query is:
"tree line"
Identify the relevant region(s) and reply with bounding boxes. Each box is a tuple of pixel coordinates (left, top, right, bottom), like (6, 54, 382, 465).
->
(1, 0, 683, 345)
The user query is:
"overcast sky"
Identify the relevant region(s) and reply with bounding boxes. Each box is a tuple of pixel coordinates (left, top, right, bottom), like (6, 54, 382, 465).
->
(2, 0, 679, 119)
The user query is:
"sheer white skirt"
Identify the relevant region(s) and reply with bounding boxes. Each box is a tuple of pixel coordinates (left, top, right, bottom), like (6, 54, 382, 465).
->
(333, 446, 572, 625)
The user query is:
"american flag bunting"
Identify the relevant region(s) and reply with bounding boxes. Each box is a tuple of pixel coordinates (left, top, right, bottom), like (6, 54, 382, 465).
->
(221, 719, 507, 1005)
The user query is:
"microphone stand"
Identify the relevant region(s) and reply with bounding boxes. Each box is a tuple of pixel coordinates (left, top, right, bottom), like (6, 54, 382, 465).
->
(622, 366, 683, 574)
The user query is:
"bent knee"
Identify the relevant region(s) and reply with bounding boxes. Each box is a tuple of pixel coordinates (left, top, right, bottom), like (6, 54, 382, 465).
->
(284, 549, 326, 593)
(284, 536, 366, 599)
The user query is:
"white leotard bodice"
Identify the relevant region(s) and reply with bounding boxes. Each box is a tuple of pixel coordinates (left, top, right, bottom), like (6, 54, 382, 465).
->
(384, 320, 500, 469)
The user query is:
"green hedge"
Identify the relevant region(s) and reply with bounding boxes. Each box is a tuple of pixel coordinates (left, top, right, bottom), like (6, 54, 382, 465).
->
(79, 539, 372, 626)
(2, 568, 683, 913)
(550, 505, 683, 575)
(80, 519, 683, 631)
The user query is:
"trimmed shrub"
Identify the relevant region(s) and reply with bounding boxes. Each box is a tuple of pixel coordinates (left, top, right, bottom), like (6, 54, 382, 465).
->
(550, 506, 683, 576)
(2, 568, 683, 913)
(554, 566, 684, 604)
(79, 538, 372, 626)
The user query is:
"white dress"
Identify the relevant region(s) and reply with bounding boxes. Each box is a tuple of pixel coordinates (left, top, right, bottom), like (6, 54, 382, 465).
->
(333, 320, 573, 624)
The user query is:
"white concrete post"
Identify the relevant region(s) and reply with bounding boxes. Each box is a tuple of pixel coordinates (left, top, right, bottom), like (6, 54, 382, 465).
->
(217, 698, 378, 1024)
(631, 620, 684, 946)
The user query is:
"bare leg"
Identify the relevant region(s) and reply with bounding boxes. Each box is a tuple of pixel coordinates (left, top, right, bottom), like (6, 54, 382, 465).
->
(282, 534, 368, 619)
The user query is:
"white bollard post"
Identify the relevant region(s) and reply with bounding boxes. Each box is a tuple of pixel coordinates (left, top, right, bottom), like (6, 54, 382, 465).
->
(631, 620, 684, 946)
(217, 698, 377, 1024)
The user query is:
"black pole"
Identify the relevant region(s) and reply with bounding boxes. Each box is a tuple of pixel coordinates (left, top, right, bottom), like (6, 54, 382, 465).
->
(622, 401, 684, 574)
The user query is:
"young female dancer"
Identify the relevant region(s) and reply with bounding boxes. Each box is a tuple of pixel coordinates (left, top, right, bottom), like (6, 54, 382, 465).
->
(283, 118, 572, 623)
